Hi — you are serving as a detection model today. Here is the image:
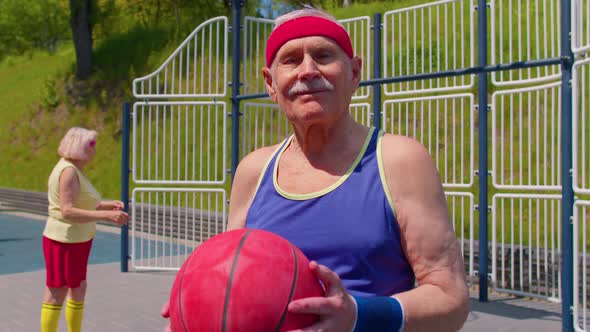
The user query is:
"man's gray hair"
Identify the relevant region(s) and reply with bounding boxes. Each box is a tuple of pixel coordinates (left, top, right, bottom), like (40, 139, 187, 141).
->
(273, 7, 343, 30)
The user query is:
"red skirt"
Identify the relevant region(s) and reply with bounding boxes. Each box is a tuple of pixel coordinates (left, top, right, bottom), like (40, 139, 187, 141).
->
(43, 236, 93, 288)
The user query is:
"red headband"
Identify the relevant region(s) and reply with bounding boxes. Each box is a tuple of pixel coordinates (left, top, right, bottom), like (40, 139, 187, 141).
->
(265, 16, 354, 67)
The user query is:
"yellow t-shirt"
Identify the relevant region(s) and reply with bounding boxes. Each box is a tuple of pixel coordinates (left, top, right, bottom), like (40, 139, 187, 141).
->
(43, 158, 101, 243)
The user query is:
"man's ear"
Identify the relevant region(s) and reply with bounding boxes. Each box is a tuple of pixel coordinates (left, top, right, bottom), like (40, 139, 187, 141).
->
(262, 67, 278, 102)
(350, 56, 362, 93)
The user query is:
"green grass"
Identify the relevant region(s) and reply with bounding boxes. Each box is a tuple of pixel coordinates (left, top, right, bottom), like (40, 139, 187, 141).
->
(0, 47, 72, 126)
(0, 25, 183, 200)
(0, 47, 73, 193)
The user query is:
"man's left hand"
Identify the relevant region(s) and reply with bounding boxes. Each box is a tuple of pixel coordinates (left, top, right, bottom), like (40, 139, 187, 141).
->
(286, 261, 356, 332)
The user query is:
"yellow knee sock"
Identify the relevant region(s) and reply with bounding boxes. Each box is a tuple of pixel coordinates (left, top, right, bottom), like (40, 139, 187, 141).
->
(65, 299, 84, 332)
(41, 303, 62, 332)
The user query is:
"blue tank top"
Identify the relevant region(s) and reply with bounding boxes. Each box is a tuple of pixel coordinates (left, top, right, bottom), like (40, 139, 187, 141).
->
(245, 128, 415, 297)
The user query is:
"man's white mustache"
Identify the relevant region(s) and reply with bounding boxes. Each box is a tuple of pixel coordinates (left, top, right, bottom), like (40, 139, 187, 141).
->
(287, 78, 334, 97)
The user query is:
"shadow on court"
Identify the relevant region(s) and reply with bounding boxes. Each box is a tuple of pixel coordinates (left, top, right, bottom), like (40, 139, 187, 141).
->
(463, 293, 561, 331)
(469, 296, 561, 321)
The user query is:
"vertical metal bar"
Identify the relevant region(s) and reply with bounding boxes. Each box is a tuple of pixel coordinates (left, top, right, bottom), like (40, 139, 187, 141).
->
(526, 91, 538, 185)
(207, 104, 211, 181)
(477, 0, 489, 302)
(436, 6, 440, 88)
(560, 0, 574, 329)
(177, 105, 181, 181)
(421, 8, 425, 91)
(519, 95, 523, 185)
(200, 105, 204, 180)
(193, 34, 197, 95)
(373, 13, 382, 130)
(231, 0, 243, 182)
(192, 105, 196, 180)
(544, 199, 550, 292)
(584, 208, 588, 327)
(209, 25, 213, 95)
(120, 102, 131, 273)
(444, 99, 448, 183)
(585, 66, 588, 187)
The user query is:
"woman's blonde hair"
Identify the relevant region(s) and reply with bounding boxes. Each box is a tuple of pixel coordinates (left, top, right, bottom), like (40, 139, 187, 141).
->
(58, 127, 97, 160)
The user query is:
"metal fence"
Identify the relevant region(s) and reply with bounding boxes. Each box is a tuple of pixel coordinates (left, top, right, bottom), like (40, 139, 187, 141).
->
(382, 93, 475, 188)
(131, 101, 228, 185)
(490, 0, 561, 86)
(490, 82, 563, 190)
(575, 200, 590, 331)
(382, 0, 475, 95)
(130, 188, 226, 271)
(491, 193, 563, 301)
(133, 17, 228, 98)
(123, 0, 589, 330)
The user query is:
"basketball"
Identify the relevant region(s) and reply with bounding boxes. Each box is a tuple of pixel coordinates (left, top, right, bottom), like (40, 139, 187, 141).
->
(168, 228, 324, 332)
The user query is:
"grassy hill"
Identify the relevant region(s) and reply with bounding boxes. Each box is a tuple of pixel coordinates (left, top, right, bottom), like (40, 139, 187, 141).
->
(0, 26, 177, 199)
(0, 49, 74, 193)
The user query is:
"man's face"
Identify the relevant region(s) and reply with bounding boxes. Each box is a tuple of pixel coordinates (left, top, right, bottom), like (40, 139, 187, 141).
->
(263, 36, 362, 126)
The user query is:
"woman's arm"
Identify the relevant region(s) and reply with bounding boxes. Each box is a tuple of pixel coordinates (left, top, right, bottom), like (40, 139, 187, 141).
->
(59, 167, 128, 226)
(96, 200, 124, 211)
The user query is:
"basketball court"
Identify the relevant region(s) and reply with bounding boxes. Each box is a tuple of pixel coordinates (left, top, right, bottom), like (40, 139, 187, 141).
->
(0, 211, 562, 331)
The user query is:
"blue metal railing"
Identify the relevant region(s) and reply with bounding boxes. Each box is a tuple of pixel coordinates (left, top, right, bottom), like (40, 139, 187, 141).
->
(372, 13, 382, 131)
(120, 102, 131, 273)
(476, 0, 489, 304)
(560, 0, 575, 330)
(230, 0, 243, 184)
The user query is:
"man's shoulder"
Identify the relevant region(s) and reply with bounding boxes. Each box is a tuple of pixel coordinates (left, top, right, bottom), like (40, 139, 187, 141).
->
(229, 143, 282, 223)
(236, 143, 282, 178)
(379, 132, 431, 164)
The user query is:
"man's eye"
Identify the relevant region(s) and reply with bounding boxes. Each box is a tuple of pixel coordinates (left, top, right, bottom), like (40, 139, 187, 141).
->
(316, 52, 332, 61)
(281, 56, 298, 65)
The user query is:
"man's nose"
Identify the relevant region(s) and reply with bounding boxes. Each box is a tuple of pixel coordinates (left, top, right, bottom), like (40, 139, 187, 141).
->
(297, 55, 320, 81)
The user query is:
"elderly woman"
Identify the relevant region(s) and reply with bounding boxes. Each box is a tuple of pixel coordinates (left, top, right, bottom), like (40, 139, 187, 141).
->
(40, 127, 128, 332)
(226, 7, 470, 332)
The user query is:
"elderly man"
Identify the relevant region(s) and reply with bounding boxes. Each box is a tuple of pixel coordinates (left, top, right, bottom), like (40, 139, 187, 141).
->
(226, 7, 469, 332)
(161, 7, 470, 332)
(228, 5, 468, 332)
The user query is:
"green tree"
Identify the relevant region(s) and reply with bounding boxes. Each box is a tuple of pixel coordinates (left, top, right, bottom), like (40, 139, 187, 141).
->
(120, 0, 236, 31)
(0, 0, 69, 60)
(70, 0, 94, 79)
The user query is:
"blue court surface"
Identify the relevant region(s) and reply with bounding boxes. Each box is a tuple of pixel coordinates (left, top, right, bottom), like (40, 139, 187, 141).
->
(0, 213, 121, 275)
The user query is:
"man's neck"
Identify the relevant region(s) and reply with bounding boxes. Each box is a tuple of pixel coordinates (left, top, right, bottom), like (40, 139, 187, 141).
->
(289, 116, 368, 167)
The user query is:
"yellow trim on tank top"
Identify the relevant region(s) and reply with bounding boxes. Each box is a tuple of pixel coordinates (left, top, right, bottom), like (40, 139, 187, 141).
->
(376, 131, 397, 218)
(273, 127, 376, 201)
(251, 142, 288, 197)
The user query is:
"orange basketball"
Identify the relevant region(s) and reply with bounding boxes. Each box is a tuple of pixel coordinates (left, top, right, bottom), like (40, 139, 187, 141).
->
(168, 228, 324, 331)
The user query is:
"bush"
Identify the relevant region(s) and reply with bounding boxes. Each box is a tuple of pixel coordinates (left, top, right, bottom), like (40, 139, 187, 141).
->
(0, 0, 69, 60)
